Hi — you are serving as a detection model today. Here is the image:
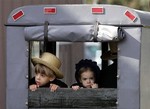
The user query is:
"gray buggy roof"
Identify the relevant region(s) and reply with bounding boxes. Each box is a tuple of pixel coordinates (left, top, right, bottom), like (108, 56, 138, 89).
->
(8, 4, 150, 26)
(6, 4, 150, 42)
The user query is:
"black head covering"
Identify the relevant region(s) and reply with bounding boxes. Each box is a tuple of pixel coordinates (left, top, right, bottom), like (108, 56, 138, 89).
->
(75, 59, 101, 85)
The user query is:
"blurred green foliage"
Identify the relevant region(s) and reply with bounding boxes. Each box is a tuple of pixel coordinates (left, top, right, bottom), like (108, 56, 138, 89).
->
(85, 0, 150, 11)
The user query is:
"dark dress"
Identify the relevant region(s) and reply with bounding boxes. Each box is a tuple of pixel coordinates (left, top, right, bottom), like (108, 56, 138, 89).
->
(99, 59, 117, 88)
(29, 77, 68, 88)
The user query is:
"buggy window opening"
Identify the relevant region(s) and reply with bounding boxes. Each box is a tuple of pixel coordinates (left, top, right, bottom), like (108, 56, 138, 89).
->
(28, 41, 117, 88)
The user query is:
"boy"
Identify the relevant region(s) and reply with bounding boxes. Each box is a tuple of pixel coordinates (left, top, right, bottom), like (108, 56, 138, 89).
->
(29, 52, 68, 92)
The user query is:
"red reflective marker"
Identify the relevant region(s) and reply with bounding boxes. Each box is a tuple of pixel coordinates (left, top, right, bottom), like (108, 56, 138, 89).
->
(125, 10, 136, 21)
(92, 7, 104, 14)
(12, 10, 24, 21)
(44, 7, 56, 14)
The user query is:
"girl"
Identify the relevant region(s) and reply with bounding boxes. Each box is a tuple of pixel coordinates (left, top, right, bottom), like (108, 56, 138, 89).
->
(71, 59, 101, 90)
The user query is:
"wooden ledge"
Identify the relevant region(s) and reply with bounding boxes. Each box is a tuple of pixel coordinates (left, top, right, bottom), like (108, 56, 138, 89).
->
(28, 88, 117, 109)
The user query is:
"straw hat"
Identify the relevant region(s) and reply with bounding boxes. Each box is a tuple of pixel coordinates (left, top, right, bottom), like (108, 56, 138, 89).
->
(101, 42, 117, 60)
(31, 52, 63, 79)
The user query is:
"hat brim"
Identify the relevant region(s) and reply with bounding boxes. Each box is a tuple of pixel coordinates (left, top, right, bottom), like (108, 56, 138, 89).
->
(31, 57, 63, 79)
(101, 51, 117, 60)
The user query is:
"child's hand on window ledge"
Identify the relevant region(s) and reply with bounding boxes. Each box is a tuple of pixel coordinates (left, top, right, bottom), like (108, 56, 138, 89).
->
(29, 84, 39, 91)
(72, 85, 80, 91)
(91, 83, 98, 88)
(50, 84, 59, 92)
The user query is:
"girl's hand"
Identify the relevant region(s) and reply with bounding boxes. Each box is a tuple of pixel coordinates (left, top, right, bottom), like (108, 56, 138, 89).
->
(72, 85, 80, 90)
(50, 84, 59, 92)
(91, 83, 98, 88)
(29, 84, 39, 91)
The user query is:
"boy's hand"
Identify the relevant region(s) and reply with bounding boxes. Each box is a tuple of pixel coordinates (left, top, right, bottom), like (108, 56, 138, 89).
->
(50, 84, 59, 92)
(91, 83, 98, 88)
(72, 85, 80, 90)
(29, 84, 39, 91)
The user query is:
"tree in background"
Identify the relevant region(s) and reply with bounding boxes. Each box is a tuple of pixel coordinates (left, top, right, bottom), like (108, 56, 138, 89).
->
(122, 0, 142, 10)
(96, 0, 149, 11)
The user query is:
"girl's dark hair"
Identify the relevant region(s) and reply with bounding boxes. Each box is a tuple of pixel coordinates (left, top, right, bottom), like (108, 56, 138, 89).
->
(75, 59, 101, 85)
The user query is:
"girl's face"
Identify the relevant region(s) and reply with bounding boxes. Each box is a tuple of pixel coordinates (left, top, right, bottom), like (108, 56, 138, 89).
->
(79, 70, 95, 88)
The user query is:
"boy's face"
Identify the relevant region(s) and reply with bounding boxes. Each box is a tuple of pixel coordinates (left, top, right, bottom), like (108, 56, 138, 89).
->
(35, 73, 51, 87)
(79, 70, 95, 88)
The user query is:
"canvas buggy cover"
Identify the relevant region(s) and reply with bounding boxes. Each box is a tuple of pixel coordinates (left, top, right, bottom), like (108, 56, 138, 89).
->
(6, 4, 150, 109)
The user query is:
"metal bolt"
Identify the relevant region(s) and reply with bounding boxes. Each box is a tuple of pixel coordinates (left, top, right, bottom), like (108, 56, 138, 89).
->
(117, 48, 120, 52)
(25, 101, 28, 106)
(26, 48, 29, 57)
(26, 48, 29, 52)
(25, 75, 28, 79)
(117, 74, 120, 79)
(116, 101, 118, 105)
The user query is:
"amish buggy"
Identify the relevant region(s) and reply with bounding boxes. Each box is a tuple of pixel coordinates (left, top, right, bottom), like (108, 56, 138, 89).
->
(5, 4, 150, 109)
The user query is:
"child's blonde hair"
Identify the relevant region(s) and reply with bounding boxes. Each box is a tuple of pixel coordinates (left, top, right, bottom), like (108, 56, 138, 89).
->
(34, 64, 55, 77)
